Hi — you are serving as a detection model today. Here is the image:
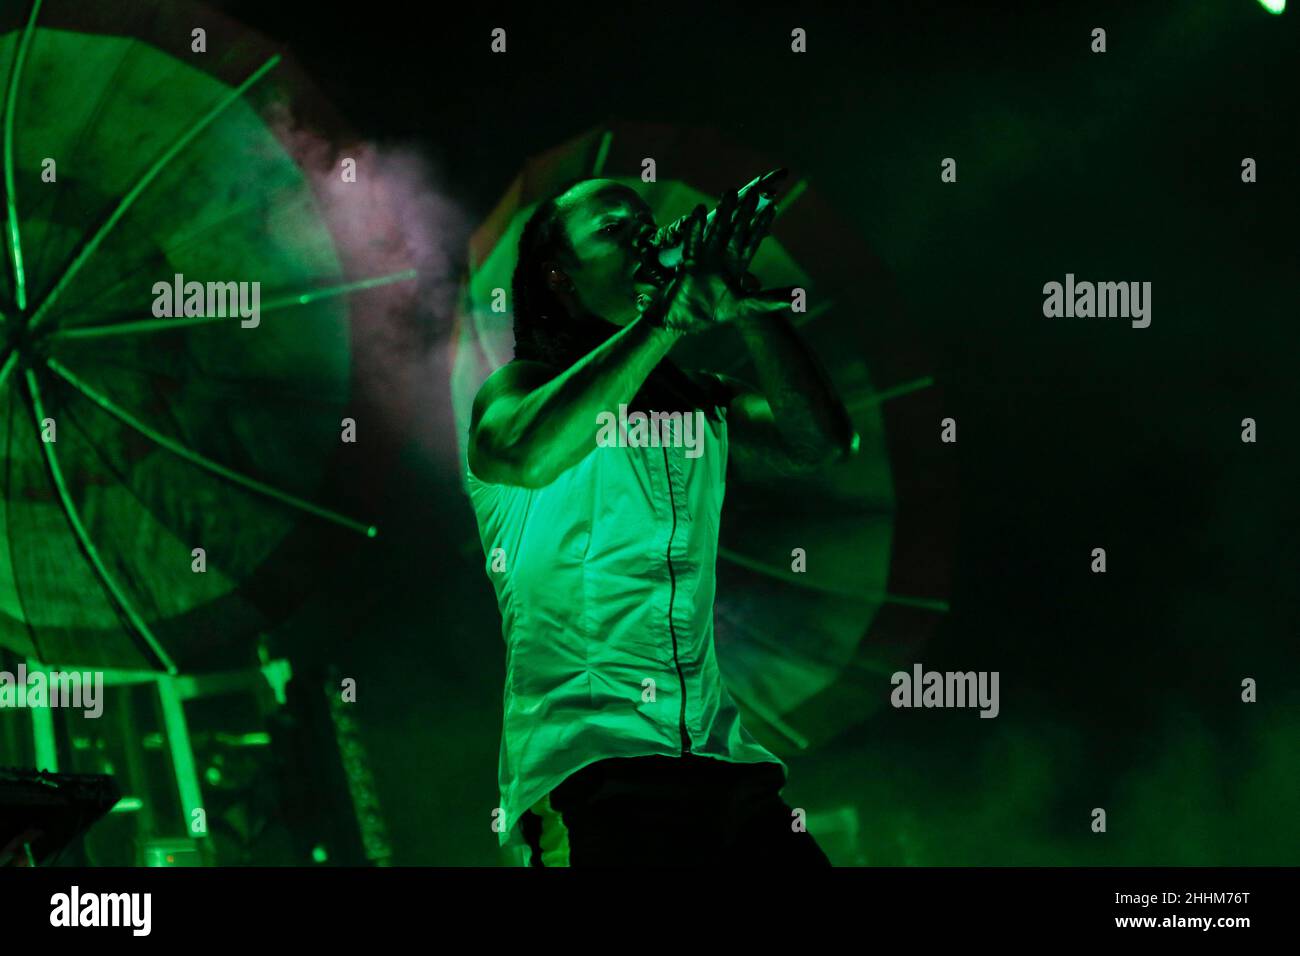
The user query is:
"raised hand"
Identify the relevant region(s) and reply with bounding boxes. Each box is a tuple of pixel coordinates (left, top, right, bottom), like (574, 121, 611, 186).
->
(640, 187, 786, 333)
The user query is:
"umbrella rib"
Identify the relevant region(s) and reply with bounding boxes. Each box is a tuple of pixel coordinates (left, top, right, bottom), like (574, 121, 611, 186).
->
(771, 177, 807, 222)
(2, 381, 47, 662)
(724, 612, 904, 680)
(0, 347, 15, 391)
(44, 357, 378, 538)
(789, 297, 836, 330)
(27, 38, 152, 291)
(47, 186, 281, 312)
(718, 545, 950, 611)
(2, 0, 43, 312)
(50, 269, 418, 341)
(591, 129, 613, 176)
(847, 375, 935, 411)
(70, 353, 344, 408)
(26, 54, 282, 333)
(23, 367, 178, 674)
(725, 682, 810, 750)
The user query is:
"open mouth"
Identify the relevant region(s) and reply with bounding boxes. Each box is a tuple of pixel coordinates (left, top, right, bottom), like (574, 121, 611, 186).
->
(632, 258, 671, 290)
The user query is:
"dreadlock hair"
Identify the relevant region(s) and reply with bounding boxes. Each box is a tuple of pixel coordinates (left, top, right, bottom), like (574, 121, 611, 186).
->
(510, 178, 731, 421)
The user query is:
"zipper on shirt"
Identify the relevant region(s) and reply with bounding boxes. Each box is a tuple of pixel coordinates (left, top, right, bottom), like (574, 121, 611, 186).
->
(662, 445, 691, 754)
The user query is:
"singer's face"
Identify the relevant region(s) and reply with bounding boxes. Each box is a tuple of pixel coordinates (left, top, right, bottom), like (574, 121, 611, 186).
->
(551, 181, 659, 327)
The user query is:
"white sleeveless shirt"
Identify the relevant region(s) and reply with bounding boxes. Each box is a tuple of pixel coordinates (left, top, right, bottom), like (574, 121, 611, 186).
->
(466, 398, 785, 849)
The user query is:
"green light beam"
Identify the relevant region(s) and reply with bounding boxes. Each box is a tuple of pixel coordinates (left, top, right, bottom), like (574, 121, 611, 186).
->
(45, 357, 378, 538)
(51, 269, 418, 341)
(26, 54, 282, 333)
(25, 367, 179, 674)
(2, 0, 43, 312)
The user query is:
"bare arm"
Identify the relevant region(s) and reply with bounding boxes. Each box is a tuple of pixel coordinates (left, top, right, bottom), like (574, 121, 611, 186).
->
(470, 204, 731, 489)
(729, 307, 857, 474)
(468, 314, 682, 488)
(692, 184, 856, 477)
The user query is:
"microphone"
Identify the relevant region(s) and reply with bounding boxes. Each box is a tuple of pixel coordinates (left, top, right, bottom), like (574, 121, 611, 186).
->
(637, 168, 789, 289)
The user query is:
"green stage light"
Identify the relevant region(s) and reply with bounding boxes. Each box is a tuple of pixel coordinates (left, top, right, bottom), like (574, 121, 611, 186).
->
(1257, 0, 1285, 14)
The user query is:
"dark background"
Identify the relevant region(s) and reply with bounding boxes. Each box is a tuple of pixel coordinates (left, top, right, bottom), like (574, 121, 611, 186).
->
(208, 0, 1297, 864)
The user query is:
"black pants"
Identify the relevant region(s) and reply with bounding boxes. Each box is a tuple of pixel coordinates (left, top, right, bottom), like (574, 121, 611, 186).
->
(521, 754, 832, 866)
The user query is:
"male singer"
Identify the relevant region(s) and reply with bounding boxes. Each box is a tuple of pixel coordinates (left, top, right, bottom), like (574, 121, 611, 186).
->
(466, 177, 855, 865)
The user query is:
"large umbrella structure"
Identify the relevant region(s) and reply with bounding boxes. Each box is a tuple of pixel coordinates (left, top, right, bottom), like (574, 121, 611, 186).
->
(451, 121, 955, 754)
(0, 0, 412, 674)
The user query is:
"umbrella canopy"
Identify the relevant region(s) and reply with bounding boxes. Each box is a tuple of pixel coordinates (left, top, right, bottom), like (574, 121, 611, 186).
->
(0, 0, 408, 673)
(451, 121, 955, 753)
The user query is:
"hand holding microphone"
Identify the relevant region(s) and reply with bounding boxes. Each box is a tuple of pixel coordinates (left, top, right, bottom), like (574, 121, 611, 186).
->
(648, 168, 788, 278)
(637, 168, 793, 331)
(639, 176, 793, 334)
(638, 204, 734, 336)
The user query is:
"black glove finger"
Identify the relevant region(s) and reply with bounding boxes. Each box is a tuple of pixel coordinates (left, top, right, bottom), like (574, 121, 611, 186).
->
(652, 213, 689, 252)
(729, 189, 763, 266)
(681, 204, 707, 269)
(738, 203, 777, 267)
(706, 189, 739, 258)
